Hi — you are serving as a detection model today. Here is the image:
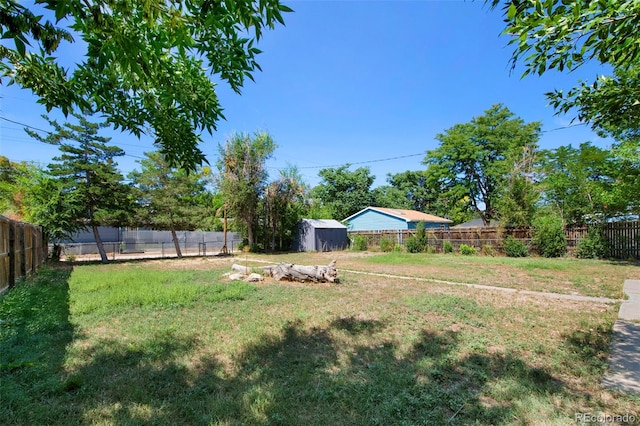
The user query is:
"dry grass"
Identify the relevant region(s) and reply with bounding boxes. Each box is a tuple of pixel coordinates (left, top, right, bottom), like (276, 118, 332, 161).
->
(239, 251, 640, 298)
(2, 255, 639, 425)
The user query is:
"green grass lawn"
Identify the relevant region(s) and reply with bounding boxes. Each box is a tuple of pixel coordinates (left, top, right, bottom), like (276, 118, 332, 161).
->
(1, 257, 639, 425)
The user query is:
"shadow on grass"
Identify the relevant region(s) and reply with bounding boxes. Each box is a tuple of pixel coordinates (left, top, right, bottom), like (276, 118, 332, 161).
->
(3, 274, 609, 425)
(330, 315, 385, 335)
(0, 264, 75, 420)
(12, 320, 583, 424)
(563, 324, 613, 377)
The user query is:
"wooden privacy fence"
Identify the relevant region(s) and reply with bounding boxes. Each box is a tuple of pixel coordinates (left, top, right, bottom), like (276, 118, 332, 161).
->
(349, 224, 596, 255)
(0, 216, 45, 294)
(601, 221, 640, 259)
(351, 222, 640, 259)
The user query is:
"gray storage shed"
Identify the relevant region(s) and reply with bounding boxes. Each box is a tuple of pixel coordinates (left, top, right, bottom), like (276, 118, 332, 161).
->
(292, 219, 348, 252)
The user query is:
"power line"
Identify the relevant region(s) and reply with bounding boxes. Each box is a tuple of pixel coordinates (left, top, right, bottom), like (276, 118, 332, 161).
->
(0, 116, 52, 135)
(542, 122, 587, 133)
(297, 153, 424, 169)
(288, 125, 588, 170)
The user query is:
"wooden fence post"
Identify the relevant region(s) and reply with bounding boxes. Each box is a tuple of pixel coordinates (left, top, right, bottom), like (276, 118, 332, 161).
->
(18, 223, 26, 277)
(8, 221, 15, 289)
(32, 227, 37, 271)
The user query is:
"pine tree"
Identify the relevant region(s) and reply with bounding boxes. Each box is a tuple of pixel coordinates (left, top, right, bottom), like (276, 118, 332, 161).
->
(26, 114, 132, 263)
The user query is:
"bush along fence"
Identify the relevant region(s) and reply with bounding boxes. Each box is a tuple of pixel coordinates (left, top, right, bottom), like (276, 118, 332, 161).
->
(0, 215, 45, 294)
(348, 221, 640, 260)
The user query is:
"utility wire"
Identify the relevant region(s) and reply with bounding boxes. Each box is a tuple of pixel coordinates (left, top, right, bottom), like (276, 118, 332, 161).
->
(298, 153, 424, 169)
(2, 115, 592, 171)
(542, 122, 587, 133)
(294, 124, 589, 170)
(0, 116, 52, 135)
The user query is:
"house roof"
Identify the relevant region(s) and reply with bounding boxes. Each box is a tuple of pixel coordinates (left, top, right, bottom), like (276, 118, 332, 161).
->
(344, 207, 452, 224)
(299, 219, 347, 229)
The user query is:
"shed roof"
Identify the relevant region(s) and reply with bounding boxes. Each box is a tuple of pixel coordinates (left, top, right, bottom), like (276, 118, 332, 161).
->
(299, 219, 347, 229)
(344, 207, 452, 224)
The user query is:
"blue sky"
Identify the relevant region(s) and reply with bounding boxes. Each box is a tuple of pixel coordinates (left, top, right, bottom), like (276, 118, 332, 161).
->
(0, 0, 612, 188)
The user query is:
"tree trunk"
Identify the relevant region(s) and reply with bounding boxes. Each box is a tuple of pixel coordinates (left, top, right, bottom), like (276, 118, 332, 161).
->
(51, 243, 62, 261)
(92, 225, 109, 263)
(221, 206, 228, 254)
(170, 226, 183, 258)
(247, 222, 255, 248)
(263, 260, 338, 283)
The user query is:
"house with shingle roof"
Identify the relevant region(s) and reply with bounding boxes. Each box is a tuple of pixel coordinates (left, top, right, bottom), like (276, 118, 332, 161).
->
(343, 207, 451, 231)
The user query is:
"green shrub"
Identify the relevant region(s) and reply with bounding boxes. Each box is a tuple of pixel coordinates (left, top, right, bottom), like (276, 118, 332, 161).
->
(425, 245, 436, 254)
(443, 240, 454, 253)
(405, 236, 424, 253)
(459, 244, 477, 255)
(379, 237, 394, 253)
(481, 244, 496, 256)
(393, 243, 403, 252)
(503, 236, 528, 257)
(532, 214, 567, 258)
(416, 221, 427, 243)
(405, 221, 429, 253)
(351, 235, 367, 251)
(576, 226, 608, 259)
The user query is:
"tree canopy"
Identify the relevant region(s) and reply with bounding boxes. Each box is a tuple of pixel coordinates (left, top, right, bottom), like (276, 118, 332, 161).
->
(311, 165, 375, 220)
(216, 131, 275, 247)
(424, 104, 541, 226)
(538, 142, 640, 224)
(129, 151, 215, 257)
(1, 0, 292, 171)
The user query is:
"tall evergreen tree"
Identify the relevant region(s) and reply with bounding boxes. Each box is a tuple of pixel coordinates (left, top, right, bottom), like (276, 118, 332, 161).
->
(26, 114, 132, 263)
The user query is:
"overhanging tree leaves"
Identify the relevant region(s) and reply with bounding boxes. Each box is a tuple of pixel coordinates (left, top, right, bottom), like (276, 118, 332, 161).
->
(1, 0, 292, 171)
(492, 0, 640, 142)
(424, 104, 541, 226)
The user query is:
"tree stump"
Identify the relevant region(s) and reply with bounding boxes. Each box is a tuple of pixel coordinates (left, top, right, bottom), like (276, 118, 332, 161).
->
(263, 260, 338, 283)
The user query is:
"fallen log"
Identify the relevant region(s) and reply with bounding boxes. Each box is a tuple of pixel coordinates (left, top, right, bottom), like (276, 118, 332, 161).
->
(231, 263, 251, 274)
(263, 260, 338, 283)
(225, 271, 263, 282)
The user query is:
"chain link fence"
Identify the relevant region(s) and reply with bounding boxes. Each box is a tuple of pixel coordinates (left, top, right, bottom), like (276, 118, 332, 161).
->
(57, 228, 242, 261)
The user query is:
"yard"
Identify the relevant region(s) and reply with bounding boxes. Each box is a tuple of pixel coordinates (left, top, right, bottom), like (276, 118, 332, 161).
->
(1, 252, 639, 425)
